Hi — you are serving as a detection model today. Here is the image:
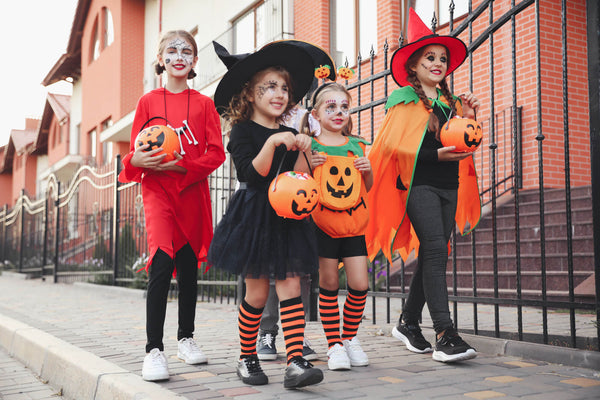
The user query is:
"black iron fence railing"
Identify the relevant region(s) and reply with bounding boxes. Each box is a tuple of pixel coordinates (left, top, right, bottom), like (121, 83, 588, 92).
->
(0, 0, 597, 351)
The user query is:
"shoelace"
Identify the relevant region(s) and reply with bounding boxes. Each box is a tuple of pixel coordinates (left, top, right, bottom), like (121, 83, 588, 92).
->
(346, 338, 362, 351)
(290, 356, 313, 369)
(246, 356, 265, 374)
(182, 338, 201, 352)
(260, 333, 275, 349)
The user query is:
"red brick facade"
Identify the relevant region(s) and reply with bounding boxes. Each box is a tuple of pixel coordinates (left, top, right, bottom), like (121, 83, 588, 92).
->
(294, 0, 591, 190)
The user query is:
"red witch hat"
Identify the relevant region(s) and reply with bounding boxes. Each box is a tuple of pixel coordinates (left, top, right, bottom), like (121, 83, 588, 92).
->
(390, 8, 467, 87)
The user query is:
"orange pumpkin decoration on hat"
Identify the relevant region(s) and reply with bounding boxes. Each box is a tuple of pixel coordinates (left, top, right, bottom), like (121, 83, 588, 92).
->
(314, 155, 362, 210)
(135, 125, 180, 163)
(440, 117, 483, 153)
(268, 171, 320, 219)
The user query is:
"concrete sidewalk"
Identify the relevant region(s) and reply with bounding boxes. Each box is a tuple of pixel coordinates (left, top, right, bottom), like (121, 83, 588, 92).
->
(0, 272, 599, 400)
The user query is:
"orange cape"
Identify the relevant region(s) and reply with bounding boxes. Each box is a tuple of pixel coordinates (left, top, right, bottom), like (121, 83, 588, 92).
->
(365, 87, 481, 263)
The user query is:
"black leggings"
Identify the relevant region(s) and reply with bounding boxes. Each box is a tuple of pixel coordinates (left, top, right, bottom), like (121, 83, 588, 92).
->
(146, 244, 198, 352)
(403, 185, 457, 334)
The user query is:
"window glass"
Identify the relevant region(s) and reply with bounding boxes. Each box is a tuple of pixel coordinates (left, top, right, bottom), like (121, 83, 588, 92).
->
(234, 11, 255, 53)
(359, 0, 377, 58)
(91, 18, 100, 62)
(414, 0, 469, 28)
(331, 0, 377, 68)
(332, 0, 356, 66)
(103, 8, 114, 47)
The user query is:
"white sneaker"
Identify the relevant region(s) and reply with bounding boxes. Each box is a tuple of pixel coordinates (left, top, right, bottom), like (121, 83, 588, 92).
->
(343, 337, 369, 366)
(142, 348, 169, 381)
(177, 337, 208, 364)
(326, 343, 351, 370)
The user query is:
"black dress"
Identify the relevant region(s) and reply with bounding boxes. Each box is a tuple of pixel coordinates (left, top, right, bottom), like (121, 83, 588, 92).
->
(207, 120, 318, 279)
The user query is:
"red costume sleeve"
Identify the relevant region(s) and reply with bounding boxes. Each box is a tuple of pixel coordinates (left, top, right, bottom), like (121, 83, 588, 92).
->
(175, 98, 226, 191)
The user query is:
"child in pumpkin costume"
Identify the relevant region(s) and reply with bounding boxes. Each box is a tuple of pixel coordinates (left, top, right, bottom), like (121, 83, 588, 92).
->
(207, 41, 323, 389)
(118, 30, 226, 381)
(366, 8, 482, 363)
(299, 82, 374, 371)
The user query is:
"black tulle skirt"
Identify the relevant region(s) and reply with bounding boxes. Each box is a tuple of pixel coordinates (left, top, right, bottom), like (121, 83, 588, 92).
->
(207, 186, 319, 280)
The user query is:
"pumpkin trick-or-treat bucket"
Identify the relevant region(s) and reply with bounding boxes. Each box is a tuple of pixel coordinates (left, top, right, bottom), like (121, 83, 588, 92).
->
(440, 116, 483, 153)
(135, 124, 180, 163)
(268, 171, 320, 219)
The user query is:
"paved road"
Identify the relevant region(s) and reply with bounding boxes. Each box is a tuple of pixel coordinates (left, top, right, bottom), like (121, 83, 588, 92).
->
(0, 273, 598, 399)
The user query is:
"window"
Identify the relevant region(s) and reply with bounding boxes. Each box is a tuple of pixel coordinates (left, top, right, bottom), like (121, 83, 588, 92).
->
(232, 0, 285, 53)
(101, 119, 113, 165)
(90, 17, 100, 62)
(103, 8, 114, 47)
(412, 0, 469, 28)
(89, 129, 97, 159)
(330, 0, 378, 68)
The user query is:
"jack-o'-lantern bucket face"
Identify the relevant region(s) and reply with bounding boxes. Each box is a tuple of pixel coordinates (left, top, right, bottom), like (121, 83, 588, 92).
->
(268, 171, 320, 219)
(316, 155, 362, 210)
(440, 117, 483, 153)
(135, 125, 180, 162)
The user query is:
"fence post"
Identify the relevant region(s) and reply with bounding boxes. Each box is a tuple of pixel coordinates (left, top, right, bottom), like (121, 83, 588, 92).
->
(112, 155, 121, 286)
(1, 204, 6, 265)
(53, 182, 61, 284)
(18, 189, 25, 273)
(42, 193, 49, 274)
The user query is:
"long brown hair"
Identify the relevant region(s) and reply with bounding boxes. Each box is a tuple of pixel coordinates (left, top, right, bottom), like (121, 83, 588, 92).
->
(222, 66, 296, 128)
(155, 30, 198, 79)
(299, 82, 354, 137)
(405, 45, 457, 140)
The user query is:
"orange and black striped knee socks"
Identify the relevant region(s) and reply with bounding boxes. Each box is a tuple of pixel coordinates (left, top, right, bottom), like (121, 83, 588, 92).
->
(319, 287, 342, 348)
(280, 296, 305, 364)
(341, 287, 368, 341)
(238, 300, 263, 359)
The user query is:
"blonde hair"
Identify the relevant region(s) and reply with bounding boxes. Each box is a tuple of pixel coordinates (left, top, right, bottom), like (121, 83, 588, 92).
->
(155, 30, 198, 79)
(222, 66, 296, 128)
(300, 83, 354, 137)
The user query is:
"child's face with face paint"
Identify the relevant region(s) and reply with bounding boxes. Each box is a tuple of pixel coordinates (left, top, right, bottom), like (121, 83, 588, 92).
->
(311, 91, 351, 135)
(158, 36, 197, 79)
(249, 70, 290, 125)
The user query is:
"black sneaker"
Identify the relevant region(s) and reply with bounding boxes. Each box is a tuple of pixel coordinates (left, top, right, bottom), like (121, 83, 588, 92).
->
(302, 337, 318, 361)
(237, 355, 269, 385)
(256, 332, 278, 361)
(283, 356, 324, 389)
(432, 328, 477, 363)
(392, 321, 433, 353)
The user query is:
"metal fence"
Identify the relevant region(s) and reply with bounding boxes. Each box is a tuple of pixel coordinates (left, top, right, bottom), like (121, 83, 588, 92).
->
(0, 0, 597, 352)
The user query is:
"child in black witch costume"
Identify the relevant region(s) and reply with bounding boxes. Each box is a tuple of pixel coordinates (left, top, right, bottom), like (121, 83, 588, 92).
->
(207, 41, 323, 389)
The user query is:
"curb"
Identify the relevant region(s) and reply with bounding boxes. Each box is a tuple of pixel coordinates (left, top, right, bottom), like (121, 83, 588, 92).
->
(0, 314, 183, 400)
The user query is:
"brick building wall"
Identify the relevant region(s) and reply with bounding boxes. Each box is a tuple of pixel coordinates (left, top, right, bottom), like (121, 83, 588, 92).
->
(294, 0, 591, 191)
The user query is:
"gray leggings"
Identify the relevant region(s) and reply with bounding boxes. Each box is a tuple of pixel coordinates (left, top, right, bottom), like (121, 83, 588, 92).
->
(403, 185, 457, 334)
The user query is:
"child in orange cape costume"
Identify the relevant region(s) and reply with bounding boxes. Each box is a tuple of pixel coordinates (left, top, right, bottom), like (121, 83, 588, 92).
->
(366, 8, 482, 363)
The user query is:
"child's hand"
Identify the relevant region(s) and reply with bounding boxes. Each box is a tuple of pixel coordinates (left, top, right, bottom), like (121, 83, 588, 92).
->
(354, 156, 372, 174)
(459, 92, 481, 119)
(268, 131, 297, 151)
(152, 151, 186, 173)
(130, 144, 167, 168)
(294, 133, 312, 153)
(311, 151, 327, 168)
(438, 146, 472, 161)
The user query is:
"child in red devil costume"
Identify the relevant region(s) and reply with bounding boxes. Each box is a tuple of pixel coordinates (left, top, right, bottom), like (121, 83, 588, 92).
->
(118, 30, 225, 381)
